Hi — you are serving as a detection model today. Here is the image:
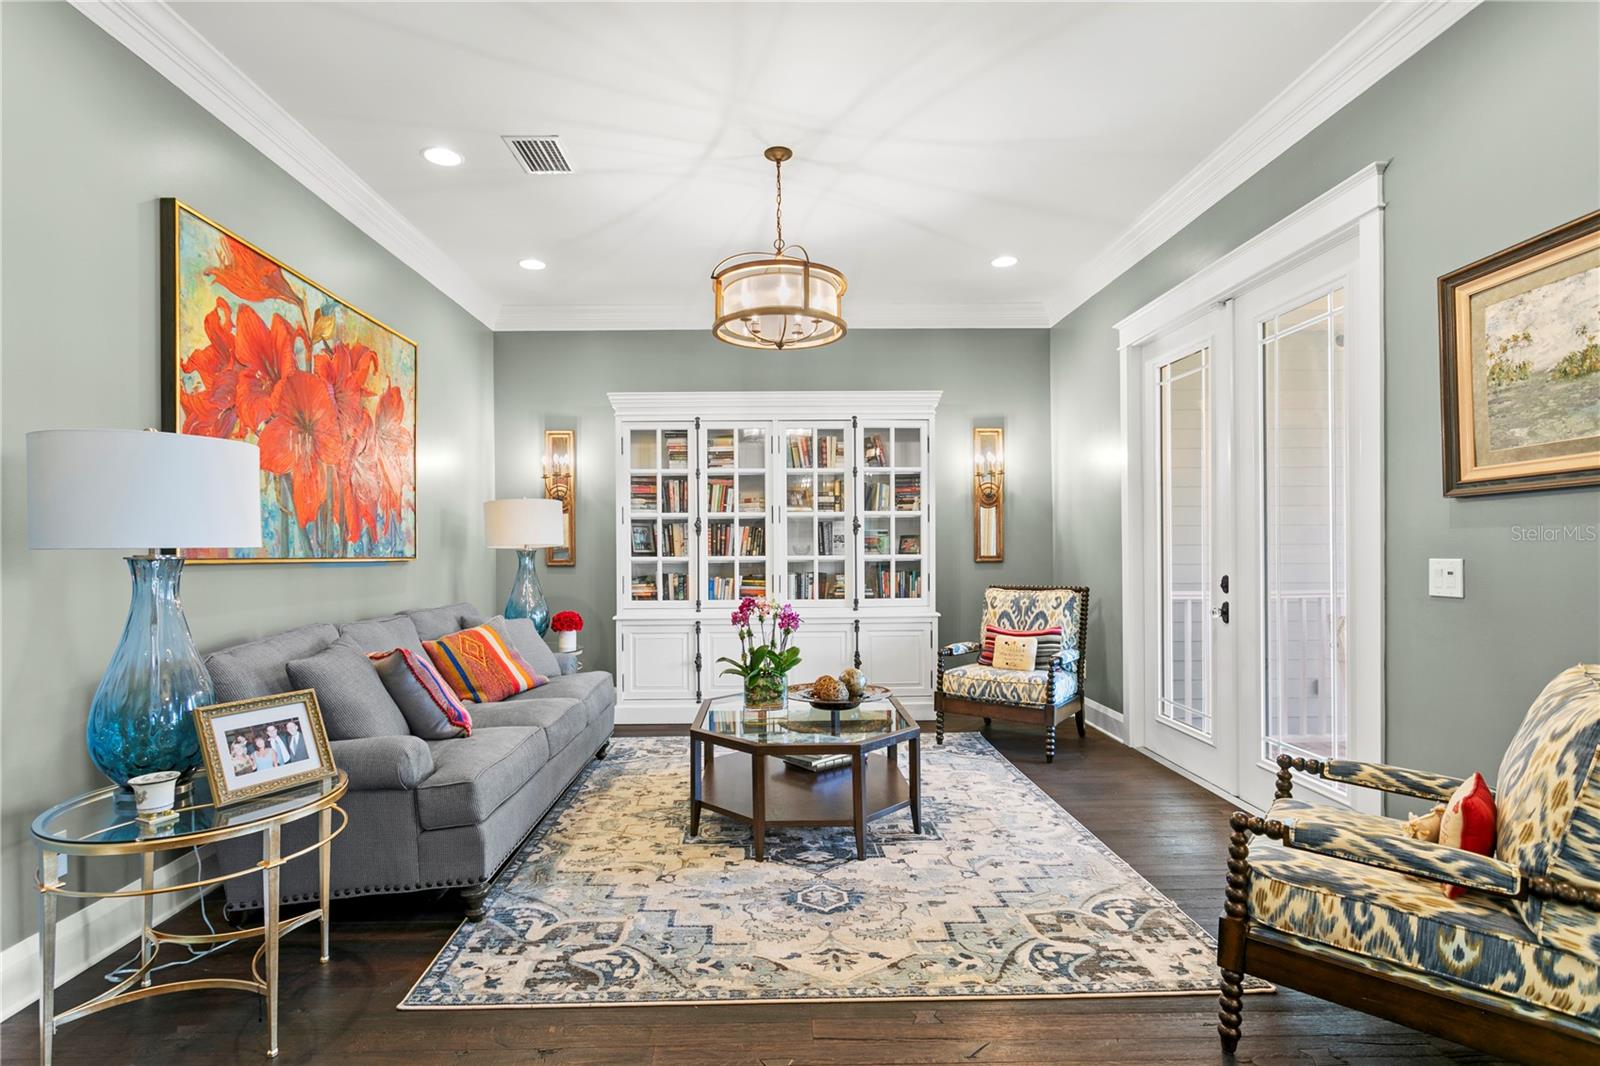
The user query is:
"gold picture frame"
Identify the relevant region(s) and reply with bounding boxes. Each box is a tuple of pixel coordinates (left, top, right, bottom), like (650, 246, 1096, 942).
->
(195, 689, 337, 806)
(1439, 210, 1600, 496)
(161, 198, 419, 561)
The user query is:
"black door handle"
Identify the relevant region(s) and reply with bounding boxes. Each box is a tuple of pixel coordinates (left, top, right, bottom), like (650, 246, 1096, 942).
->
(1212, 601, 1230, 624)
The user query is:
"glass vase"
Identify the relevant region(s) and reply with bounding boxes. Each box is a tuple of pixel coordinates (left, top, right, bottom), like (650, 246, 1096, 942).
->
(504, 548, 551, 635)
(743, 658, 789, 711)
(87, 556, 210, 788)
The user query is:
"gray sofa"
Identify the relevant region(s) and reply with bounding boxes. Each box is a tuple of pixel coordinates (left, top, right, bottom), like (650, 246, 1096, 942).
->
(203, 601, 613, 920)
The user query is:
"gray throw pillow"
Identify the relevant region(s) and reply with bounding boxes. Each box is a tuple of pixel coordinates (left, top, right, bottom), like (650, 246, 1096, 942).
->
(488, 615, 561, 679)
(369, 649, 469, 740)
(285, 643, 409, 741)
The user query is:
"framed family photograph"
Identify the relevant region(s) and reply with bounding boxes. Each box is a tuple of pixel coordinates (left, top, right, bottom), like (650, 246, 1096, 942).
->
(1439, 209, 1600, 496)
(195, 690, 336, 806)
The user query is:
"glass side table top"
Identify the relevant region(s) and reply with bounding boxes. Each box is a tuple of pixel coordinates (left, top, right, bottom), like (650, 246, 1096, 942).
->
(693, 692, 915, 747)
(32, 771, 347, 855)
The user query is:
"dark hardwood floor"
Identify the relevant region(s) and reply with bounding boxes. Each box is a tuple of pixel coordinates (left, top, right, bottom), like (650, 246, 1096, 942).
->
(2, 720, 1503, 1065)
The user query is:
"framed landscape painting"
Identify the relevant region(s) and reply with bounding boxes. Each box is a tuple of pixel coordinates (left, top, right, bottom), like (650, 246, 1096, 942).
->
(162, 199, 417, 561)
(1439, 210, 1600, 496)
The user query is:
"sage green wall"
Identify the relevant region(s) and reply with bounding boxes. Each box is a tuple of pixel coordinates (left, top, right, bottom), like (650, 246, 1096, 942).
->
(1050, 0, 1600, 784)
(0, 4, 498, 952)
(492, 330, 1054, 674)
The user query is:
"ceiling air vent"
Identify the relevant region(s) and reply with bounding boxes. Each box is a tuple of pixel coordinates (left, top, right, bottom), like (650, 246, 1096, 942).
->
(502, 135, 574, 175)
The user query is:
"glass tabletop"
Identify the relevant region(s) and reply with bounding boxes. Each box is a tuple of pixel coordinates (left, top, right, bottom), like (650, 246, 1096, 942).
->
(32, 771, 346, 855)
(693, 693, 915, 747)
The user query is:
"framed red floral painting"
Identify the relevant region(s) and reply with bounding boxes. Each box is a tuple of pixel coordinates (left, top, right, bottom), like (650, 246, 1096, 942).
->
(161, 200, 417, 562)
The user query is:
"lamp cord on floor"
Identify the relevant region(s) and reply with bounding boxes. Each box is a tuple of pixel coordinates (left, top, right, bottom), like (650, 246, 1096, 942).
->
(103, 847, 233, 982)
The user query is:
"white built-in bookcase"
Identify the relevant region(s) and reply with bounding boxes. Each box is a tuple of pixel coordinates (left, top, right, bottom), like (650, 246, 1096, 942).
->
(610, 391, 941, 723)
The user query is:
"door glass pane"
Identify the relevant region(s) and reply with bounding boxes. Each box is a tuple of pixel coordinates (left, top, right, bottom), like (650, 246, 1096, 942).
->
(1159, 349, 1210, 737)
(1263, 289, 1348, 765)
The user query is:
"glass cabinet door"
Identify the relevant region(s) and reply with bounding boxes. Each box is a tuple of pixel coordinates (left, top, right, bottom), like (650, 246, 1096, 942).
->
(703, 423, 768, 604)
(626, 425, 693, 603)
(859, 423, 927, 603)
(780, 422, 850, 604)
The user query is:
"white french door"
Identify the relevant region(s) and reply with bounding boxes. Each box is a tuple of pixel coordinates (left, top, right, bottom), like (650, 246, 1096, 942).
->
(1129, 228, 1380, 814)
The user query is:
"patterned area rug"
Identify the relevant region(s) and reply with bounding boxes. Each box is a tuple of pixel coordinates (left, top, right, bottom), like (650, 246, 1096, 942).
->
(403, 734, 1259, 1008)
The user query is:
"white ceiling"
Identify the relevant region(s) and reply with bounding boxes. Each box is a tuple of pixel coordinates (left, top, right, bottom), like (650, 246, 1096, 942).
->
(164, 1, 1386, 329)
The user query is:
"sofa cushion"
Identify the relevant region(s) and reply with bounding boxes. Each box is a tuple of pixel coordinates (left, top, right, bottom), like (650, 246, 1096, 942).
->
(338, 614, 426, 658)
(424, 623, 546, 703)
(979, 588, 1080, 654)
(405, 602, 488, 641)
(510, 671, 615, 730)
(940, 663, 1078, 706)
(1248, 843, 1600, 1025)
(487, 614, 561, 679)
(475, 695, 587, 754)
(205, 623, 340, 702)
(286, 642, 409, 741)
(1493, 664, 1600, 954)
(415, 727, 549, 830)
(370, 647, 472, 740)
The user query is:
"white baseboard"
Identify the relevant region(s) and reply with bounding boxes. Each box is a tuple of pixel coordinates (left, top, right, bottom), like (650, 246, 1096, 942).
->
(1083, 698, 1126, 743)
(1135, 747, 1267, 817)
(0, 851, 202, 1023)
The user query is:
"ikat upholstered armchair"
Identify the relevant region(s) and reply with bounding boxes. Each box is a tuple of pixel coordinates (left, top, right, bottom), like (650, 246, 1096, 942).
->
(1218, 664, 1600, 1064)
(935, 585, 1089, 762)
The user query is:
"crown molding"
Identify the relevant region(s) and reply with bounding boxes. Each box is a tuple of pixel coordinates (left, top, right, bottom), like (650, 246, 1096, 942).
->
(70, 0, 500, 328)
(1043, 0, 1479, 325)
(496, 301, 1051, 332)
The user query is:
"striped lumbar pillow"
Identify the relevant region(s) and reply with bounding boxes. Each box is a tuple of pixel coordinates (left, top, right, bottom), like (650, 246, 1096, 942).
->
(424, 623, 546, 704)
(980, 624, 1063, 670)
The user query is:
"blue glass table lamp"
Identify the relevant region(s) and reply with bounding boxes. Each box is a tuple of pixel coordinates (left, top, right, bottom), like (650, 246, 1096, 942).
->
(484, 498, 565, 635)
(26, 430, 262, 788)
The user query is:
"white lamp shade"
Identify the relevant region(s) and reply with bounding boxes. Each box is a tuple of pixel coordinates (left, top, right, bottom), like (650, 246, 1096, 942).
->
(27, 430, 262, 550)
(484, 498, 565, 549)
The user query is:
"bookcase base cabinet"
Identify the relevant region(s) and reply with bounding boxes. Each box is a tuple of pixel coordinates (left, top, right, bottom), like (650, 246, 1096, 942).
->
(614, 616, 937, 725)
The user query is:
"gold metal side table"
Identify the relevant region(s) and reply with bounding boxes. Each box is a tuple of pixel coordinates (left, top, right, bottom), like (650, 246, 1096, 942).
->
(30, 772, 347, 1064)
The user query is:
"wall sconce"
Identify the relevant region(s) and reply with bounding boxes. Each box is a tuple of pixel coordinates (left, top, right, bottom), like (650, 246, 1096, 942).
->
(973, 426, 1004, 563)
(541, 429, 576, 567)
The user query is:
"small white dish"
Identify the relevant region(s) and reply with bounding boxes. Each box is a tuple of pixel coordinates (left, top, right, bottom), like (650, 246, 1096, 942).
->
(128, 771, 181, 820)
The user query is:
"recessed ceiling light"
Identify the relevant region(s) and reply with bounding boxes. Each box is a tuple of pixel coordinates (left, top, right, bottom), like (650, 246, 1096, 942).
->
(421, 146, 463, 167)
(990, 255, 1018, 269)
(518, 258, 547, 271)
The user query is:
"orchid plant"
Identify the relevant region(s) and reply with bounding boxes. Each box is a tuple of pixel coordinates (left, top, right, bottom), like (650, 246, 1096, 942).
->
(717, 597, 802, 708)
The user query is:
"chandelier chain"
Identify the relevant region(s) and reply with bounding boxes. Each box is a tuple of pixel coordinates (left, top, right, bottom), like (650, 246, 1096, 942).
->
(773, 157, 784, 253)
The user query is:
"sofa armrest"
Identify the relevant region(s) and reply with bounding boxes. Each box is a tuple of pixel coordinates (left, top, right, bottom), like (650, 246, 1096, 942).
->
(939, 640, 979, 658)
(1308, 757, 1465, 802)
(1277, 805, 1521, 897)
(330, 735, 434, 790)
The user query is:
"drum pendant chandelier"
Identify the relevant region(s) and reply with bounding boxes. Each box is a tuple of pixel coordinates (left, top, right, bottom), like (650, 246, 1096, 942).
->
(711, 146, 847, 351)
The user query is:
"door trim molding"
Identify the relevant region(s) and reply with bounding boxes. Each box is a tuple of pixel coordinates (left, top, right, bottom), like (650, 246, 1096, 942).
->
(1118, 163, 1385, 810)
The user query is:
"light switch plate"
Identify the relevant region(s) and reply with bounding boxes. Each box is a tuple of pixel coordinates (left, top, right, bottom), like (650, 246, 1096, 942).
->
(1428, 557, 1464, 598)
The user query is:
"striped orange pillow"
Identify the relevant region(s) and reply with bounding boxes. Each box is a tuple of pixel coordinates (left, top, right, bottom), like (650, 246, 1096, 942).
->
(423, 623, 545, 704)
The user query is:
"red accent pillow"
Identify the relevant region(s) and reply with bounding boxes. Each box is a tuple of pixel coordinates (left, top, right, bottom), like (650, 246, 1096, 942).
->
(1436, 772, 1496, 899)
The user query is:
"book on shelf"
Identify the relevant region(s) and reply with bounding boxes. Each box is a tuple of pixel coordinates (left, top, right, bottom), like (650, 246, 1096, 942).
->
(786, 434, 812, 469)
(738, 488, 764, 510)
(664, 434, 688, 468)
(707, 574, 737, 600)
(864, 434, 887, 467)
(738, 573, 767, 598)
(866, 565, 922, 599)
(738, 524, 765, 555)
(894, 474, 921, 511)
(663, 571, 688, 601)
(661, 522, 687, 558)
(865, 481, 891, 511)
(662, 477, 688, 513)
(706, 432, 735, 467)
(630, 476, 658, 511)
(630, 574, 658, 600)
(820, 434, 844, 468)
(706, 476, 734, 513)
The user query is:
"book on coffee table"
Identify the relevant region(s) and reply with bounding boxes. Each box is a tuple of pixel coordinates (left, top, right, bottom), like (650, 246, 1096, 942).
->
(781, 753, 850, 773)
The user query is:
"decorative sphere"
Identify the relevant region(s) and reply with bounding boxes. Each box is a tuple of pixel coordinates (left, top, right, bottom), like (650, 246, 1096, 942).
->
(840, 667, 866, 698)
